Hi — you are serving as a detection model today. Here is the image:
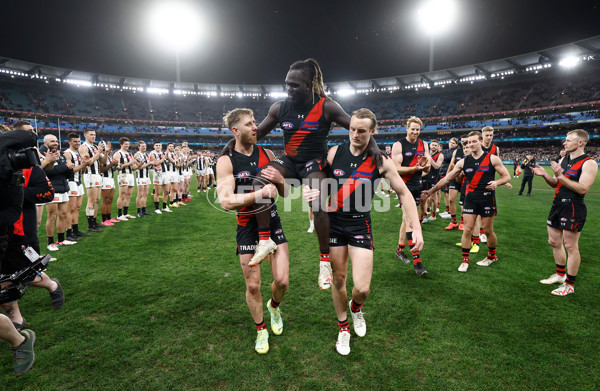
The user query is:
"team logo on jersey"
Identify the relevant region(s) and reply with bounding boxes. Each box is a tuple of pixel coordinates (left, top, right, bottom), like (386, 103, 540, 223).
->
(354, 235, 364, 239)
(560, 217, 567, 222)
(405, 152, 413, 157)
(282, 122, 294, 129)
(465, 168, 474, 173)
(275, 228, 283, 235)
(305, 161, 314, 168)
(236, 171, 251, 178)
(333, 169, 345, 176)
(484, 207, 491, 210)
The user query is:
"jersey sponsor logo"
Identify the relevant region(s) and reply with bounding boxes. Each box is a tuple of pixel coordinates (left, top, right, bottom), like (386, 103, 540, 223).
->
(463, 208, 474, 213)
(238, 245, 256, 251)
(565, 168, 578, 177)
(333, 169, 345, 177)
(477, 165, 490, 172)
(351, 171, 374, 181)
(282, 122, 294, 129)
(236, 171, 251, 179)
(300, 121, 319, 131)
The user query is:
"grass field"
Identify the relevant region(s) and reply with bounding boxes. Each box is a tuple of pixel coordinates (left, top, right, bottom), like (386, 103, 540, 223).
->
(1, 167, 599, 390)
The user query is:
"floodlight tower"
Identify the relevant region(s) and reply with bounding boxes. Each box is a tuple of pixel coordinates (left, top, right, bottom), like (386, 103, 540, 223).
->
(417, 0, 458, 72)
(147, 2, 205, 82)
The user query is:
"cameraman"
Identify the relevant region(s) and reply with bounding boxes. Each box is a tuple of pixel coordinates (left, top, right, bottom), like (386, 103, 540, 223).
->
(0, 128, 38, 375)
(42, 135, 76, 250)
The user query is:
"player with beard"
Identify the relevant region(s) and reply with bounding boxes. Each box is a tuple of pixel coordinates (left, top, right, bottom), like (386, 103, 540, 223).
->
(392, 116, 430, 276)
(223, 59, 380, 290)
(216, 108, 289, 354)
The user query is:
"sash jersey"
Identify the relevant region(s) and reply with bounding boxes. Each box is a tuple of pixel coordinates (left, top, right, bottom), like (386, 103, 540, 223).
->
(137, 152, 150, 179)
(118, 151, 133, 174)
(462, 152, 496, 195)
(279, 97, 332, 162)
(425, 151, 442, 182)
(399, 138, 425, 189)
(83, 142, 100, 175)
(229, 145, 276, 227)
(554, 154, 592, 204)
(482, 143, 499, 156)
(328, 143, 382, 222)
(66, 149, 82, 183)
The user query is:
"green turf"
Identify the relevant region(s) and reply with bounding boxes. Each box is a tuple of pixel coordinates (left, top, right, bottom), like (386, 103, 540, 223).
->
(1, 167, 599, 390)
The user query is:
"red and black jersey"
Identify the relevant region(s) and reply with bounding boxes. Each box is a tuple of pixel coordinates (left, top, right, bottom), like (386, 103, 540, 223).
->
(482, 143, 499, 156)
(399, 137, 425, 188)
(328, 143, 381, 222)
(279, 97, 332, 163)
(425, 151, 441, 181)
(440, 147, 456, 176)
(463, 152, 496, 195)
(554, 154, 592, 203)
(229, 145, 272, 226)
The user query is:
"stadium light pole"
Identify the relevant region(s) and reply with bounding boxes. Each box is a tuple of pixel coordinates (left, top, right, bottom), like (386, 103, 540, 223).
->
(147, 2, 206, 83)
(417, 0, 458, 72)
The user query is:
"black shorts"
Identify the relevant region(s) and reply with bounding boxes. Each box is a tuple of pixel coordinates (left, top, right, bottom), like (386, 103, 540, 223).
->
(272, 155, 329, 182)
(459, 182, 468, 205)
(406, 186, 421, 206)
(448, 179, 461, 191)
(462, 191, 497, 217)
(235, 209, 287, 255)
(440, 175, 449, 193)
(547, 201, 587, 232)
(329, 214, 374, 250)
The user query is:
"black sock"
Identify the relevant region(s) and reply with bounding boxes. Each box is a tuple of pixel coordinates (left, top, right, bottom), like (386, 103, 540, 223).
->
(58, 232, 65, 242)
(118, 209, 122, 217)
(123, 206, 128, 215)
(66, 228, 73, 237)
(47, 236, 54, 245)
(73, 224, 79, 233)
(142, 207, 147, 213)
(155, 201, 159, 209)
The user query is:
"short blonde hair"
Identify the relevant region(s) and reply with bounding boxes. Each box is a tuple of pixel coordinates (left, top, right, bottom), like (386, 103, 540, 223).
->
(223, 108, 254, 130)
(568, 129, 589, 144)
(406, 116, 423, 128)
(351, 108, 377, 132)
(481, 126, 494, 133)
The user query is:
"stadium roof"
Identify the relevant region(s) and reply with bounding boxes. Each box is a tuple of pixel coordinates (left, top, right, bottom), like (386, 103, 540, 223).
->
(1, 35, 599, 96)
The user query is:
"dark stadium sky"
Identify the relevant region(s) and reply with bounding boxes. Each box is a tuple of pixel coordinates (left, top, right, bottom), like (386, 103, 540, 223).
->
(2, 0, 599, 85)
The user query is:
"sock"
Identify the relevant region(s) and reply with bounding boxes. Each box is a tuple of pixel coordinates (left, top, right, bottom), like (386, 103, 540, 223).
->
(58, 232, 65, 242)
(73, 224, 79, 233)
(255, 320, 266, 331)
(471, 235, 480, 245)
(163, 201, 169, 209)
(155, 201, 160, 210)
(480, 228, 485, 236)
(66, 228, 73, 237)
(397, 243, 406, 253)
(350, 299, 363, 313)
(451, 215, 457, 224)
(446, 206, 450, 213)
(137, 208, 141, 214)
(556, 263, 566, 277)
(462, 248, 470, 263)
(123, 206, 128, 215)
(407, 232, 421, 265)
(488, 247, 497, 259)
(460, 216, 464, 224)
(118, 209, 123, 217)
(565, 274, 576, 286)
(320, 250, 330, 262)
(258, 228, 270, 242)
(309, 219, 314, 227)
(338, 319, 350, 332)
(47, 236, 54, 245)
(142, 207, 147, 213)
(87, 215, 94, 227)
(270, 298, 280, 309)
(432, 209, 436, 218)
